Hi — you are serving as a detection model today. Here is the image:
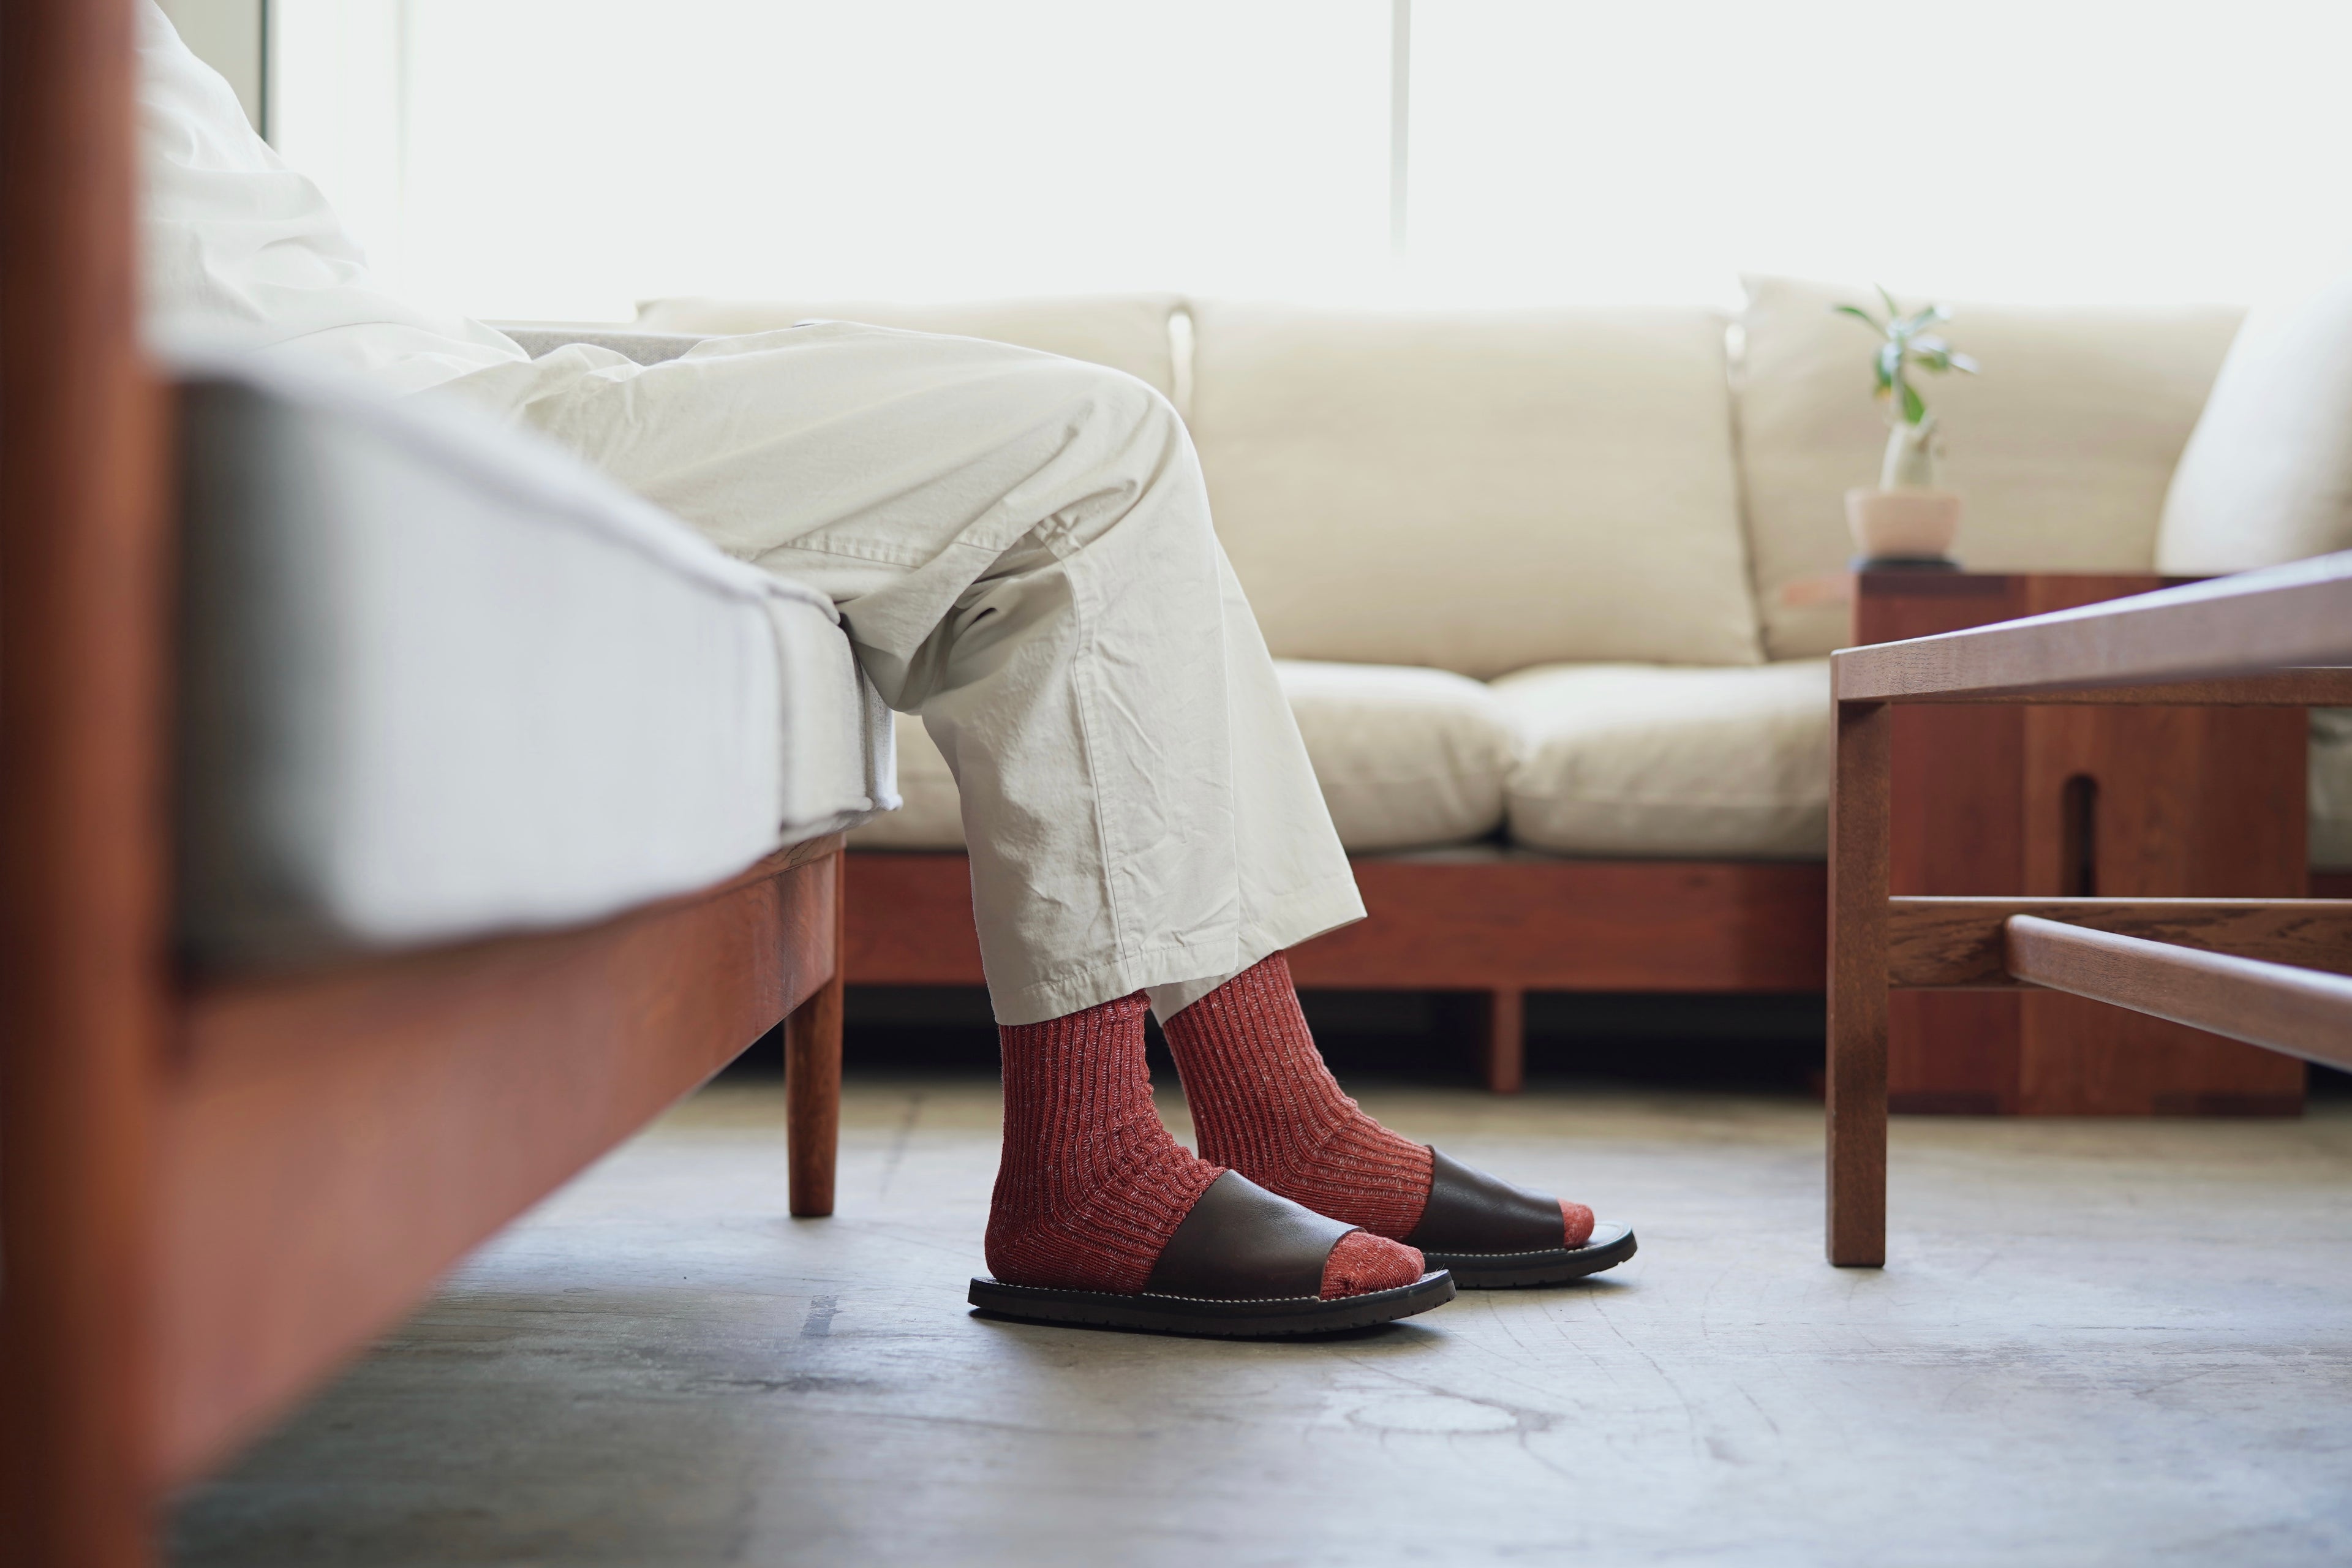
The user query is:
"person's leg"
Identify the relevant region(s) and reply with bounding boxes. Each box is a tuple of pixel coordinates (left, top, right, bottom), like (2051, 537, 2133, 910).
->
(1108, 554, 1618, 1277)
(988, 990, 1422, 1302)
(441, 325, 1431, 1318)
(450, 323, 1363, 1019)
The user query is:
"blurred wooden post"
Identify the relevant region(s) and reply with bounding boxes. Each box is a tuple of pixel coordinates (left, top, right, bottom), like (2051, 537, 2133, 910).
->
(1826, 699, 1890, 1267)
(786, 850, 846, 1216)
(1482, 987, 1525, 1094)
(0, 0, 176, 1563)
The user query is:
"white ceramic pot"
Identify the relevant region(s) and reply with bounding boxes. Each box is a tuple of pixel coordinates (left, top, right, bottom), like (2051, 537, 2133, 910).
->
(1845, 487, 1961, 562)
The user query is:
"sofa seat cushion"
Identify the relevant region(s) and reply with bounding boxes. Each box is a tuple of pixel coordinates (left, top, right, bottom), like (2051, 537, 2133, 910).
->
(1188, 301, 1764, 677)
(851, 660, 1518, 854)
(1278, 660, 1517, 851)
(176, 352, 895, 968)
(1492, 660, 1831, 858)
(632, 294, 1183, 404)
(1740, 276, 2244, 660)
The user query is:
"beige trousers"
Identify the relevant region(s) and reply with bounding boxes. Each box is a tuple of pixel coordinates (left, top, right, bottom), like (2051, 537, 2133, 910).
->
(444, 323, 1361, 1025)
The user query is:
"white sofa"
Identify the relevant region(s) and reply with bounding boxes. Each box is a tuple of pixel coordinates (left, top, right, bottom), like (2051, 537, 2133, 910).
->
(636, 279, 2352, 871)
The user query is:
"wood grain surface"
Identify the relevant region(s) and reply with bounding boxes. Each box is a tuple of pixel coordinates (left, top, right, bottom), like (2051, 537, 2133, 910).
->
(0, 0, 175, 1562)
(2004, 915, 2352, 1072)
(1835, 558, 2352, 701)
(1890, 898, 2352, 987)
(1857, 573, 2309, 1117)
(786, 853, 847, 1216)
(154, 848, 840, 1487)
(842, 850, 1828, 1093)
(1826, 701, 1891, 1267)
(845, 851, 1828, 994)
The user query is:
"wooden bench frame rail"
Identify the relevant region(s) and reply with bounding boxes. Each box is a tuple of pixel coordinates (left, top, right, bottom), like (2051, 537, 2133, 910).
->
(1826, 555, 2352, 1265)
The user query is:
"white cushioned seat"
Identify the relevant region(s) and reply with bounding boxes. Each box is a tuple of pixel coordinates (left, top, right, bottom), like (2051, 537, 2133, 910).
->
(632, 294, 1183, 404)
(1491, 660, 1831, 858)
(1278, 661, 1517, 851)
(176, 352, 894, 967)
(1740, 276, 2242, 659)
(1188, 301, 1765, 678)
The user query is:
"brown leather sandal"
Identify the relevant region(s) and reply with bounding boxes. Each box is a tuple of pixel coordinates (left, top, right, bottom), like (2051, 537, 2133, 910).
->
(969, 1171, 1456, 1337)
(1405, 1149, 1637, 1288)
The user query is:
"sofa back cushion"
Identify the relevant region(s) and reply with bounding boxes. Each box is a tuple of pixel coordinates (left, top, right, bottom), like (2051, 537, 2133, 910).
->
(633, 294, 1182, 403)
(1187, 301, 1763, 679)
(1740, 276, 2243, 659)
(2157, 273, 2352, 573)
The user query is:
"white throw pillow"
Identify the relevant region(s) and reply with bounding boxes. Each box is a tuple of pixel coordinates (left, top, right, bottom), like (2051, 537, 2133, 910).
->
(1739, 276, 2241, 659)
(2157, 273, 2352, 572)
(1189, 301, 1764, 679)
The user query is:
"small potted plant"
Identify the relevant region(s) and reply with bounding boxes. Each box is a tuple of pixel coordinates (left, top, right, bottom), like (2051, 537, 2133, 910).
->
(1834, 288, 1978, 565)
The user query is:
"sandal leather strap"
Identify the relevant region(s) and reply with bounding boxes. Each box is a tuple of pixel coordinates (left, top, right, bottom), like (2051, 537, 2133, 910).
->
(1143, 1170, 1354, 1299)
(1405, 1147, 1565, 1253)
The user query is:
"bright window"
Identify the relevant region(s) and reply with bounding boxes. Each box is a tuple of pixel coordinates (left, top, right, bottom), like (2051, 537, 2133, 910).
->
(270, 0, 2352, 322)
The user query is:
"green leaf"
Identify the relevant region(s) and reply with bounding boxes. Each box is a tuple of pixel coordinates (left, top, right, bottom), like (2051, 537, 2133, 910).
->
(1875, 283, 1904, 322)
(1899, 304, 1951, 334)
(1913, 347, 1951, 372)
(1947, 351, 1981, 374)
(1900, 380, 1927, 424)
(1831, 303, 1884, 332)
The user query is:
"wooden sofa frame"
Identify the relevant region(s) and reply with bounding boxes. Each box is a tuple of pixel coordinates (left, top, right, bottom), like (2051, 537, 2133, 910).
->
(0, 9, 845, 1563)
(1825, 558, 2352, 1265)
(848, 851, 1828, 1093)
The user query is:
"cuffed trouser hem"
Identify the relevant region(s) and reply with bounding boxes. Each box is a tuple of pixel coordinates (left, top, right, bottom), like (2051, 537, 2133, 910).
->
(983, 870, 1366, 1027)
(1144, 872, 1368, 1023)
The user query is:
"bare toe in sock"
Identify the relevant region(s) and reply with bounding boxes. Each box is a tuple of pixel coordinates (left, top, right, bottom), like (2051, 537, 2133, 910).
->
(1321, 1231, 1426, 1298)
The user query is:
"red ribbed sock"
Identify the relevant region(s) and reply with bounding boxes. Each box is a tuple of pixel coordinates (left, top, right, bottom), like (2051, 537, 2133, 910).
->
(1164, 954, 1437, 1239)
(1165, 953, 1593, 1249)
(987, 990, 1423, 1298)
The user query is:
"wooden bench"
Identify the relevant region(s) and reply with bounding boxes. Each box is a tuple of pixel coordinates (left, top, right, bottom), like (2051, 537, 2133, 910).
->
(1824, 557, 2352, 1265)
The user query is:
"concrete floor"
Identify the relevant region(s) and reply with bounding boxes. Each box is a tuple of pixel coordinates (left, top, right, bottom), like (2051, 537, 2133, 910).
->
(173, 1076, 2352, 1567)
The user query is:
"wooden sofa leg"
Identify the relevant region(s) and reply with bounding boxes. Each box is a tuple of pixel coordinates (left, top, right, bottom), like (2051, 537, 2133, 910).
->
(1826, 700, 1890, 1266)
(785, 851, 845, 1218)
(1483, 988, 1526, 1095)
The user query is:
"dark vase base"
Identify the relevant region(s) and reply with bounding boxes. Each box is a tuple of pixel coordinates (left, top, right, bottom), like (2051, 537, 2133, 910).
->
(1850, 555, 1961, 572)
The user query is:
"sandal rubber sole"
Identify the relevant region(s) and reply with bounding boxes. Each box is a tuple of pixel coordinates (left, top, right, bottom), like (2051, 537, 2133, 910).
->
(1421, 1224, 1637, 1289)
(969, 1268, 1456, 1337)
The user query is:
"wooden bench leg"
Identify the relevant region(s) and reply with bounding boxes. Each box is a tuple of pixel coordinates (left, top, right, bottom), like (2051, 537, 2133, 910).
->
(1827, 700, 1890, 1266)
(1483, 987, 1526, 1095)
(785, 851, 845, 1218)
